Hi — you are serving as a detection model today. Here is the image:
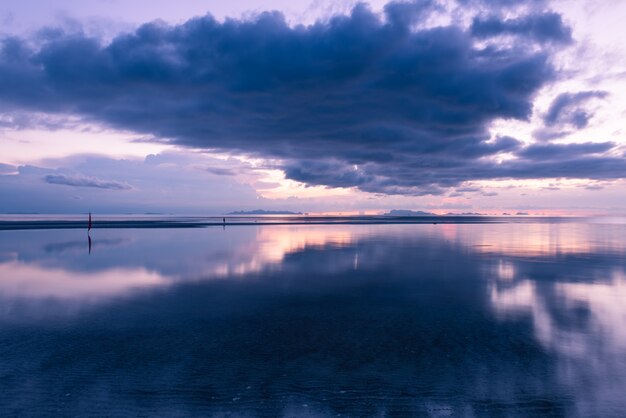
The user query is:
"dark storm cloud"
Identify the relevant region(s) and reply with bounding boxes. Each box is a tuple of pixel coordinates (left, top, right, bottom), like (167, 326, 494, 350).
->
(544, 90, 608, 128)
(383, 0, 440, 28)
(283, 155, 626, 195)
(517, 142, 615, 161)
(44, 173, 132, 190)
(470, 12, 572, 44)
(1, 1, 624, 194)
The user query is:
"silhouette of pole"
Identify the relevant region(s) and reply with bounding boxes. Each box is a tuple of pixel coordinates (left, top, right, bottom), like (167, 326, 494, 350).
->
(87, 212, 93, 254)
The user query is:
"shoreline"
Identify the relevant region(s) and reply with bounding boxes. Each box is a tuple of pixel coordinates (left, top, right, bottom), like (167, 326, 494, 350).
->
(0, 215, 585, 230)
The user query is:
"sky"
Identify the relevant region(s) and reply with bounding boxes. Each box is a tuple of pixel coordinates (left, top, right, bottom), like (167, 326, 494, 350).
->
(1, 0, 626, 215)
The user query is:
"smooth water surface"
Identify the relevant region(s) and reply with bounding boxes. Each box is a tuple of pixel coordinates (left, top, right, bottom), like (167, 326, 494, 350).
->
(1, 220, 626, 416)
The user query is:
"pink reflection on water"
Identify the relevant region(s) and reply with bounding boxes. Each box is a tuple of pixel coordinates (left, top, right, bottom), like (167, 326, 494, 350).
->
(0, 225, 363, 302)
(0, 259, 167, 300)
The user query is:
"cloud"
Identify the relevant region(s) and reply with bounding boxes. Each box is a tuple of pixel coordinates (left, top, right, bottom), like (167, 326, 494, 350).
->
(0, 163, 17, 175)
(205, 167, 238, 176)
(531, 127, 569, 142)
(1, 1, 623, 195)
(470, 12, 572, 44)
(517, 142, 614, 161)
(456, 187, 481, 193)
(383, 0, 438, 28)
(457, 0, 546, 8)
(0, 153, 261, 213)
(43, 173, 133, 190)
(543, 90, 609, 129)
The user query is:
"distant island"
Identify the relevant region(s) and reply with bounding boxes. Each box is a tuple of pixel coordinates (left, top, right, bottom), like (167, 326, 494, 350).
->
(446, 212, 483, 216)
(383, 209, 435, 216)
(226, 210, 303, 215)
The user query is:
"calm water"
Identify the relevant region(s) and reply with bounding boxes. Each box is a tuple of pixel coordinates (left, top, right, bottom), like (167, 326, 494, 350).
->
(1, 220, 626, 417)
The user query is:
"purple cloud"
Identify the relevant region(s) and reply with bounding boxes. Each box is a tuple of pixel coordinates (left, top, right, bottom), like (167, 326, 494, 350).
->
(43, 173, 133, 190)
(0, 1, 622, 195)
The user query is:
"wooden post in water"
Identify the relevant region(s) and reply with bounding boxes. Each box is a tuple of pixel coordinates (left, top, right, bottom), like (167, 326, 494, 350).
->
(88, 212, 92, 254)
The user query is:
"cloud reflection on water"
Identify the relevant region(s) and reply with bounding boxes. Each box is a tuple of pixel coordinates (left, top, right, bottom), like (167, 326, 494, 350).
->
(0, 221, 625, 416)
(0, 225, 360, 302)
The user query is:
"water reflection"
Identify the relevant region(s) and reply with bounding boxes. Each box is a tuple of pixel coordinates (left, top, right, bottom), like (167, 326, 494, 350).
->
(0, 222, 625, 416)
(0, 225, 365, 302)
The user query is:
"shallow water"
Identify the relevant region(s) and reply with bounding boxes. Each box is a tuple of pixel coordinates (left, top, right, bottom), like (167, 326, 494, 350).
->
(1, 221, 626, 417)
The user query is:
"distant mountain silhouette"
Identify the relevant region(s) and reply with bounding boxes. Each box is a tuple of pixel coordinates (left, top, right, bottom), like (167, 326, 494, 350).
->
(446, 212, 484, 216)
(383, 209, 435, 216)
(227, 210, 303, 215)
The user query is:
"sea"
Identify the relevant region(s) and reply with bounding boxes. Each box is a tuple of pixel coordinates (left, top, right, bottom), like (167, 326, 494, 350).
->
(0, 215, 625, 417)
